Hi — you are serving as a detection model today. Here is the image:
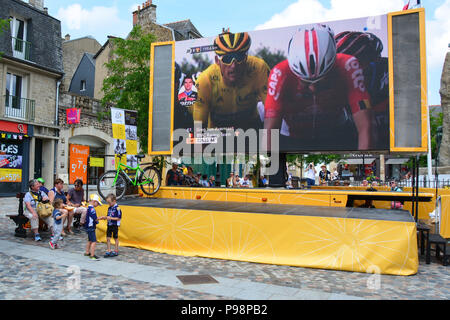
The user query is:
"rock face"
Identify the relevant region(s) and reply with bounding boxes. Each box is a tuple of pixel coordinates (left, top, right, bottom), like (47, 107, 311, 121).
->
(439, 52, 450, 166)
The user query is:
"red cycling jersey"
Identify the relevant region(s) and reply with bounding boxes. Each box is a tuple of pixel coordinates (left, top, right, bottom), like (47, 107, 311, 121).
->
(265, 53, 371, 137)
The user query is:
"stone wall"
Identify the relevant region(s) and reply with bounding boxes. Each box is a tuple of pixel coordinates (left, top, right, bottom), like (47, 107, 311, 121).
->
(94, 41, 113, 101)
(439, 52, 450, 167)
(58, 91, 112, 136)
(31, 71, 57, 125)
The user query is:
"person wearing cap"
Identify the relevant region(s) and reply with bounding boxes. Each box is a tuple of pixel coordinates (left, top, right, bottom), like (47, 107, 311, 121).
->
(319, 165, 331, 186)
(193, 30, 270, 130)
(83, 194, 103, 260)
(37, 178, 49, 195)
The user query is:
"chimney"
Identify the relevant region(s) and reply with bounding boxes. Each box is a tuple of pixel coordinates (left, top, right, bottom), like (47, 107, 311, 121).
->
(132, 1, 156, 27)
(43, 7, 48, 14)
(64, 34, 70, 41)
(29, 0, 44, 11)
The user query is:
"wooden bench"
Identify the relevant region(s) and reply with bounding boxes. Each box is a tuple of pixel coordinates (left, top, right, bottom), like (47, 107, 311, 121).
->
(429, 233, 449, 266)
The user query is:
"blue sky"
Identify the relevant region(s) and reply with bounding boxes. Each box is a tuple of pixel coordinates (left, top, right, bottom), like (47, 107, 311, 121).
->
(42, 0, 449, 106)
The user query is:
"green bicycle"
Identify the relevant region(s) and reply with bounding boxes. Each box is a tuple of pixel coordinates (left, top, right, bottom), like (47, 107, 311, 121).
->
(97, 154, 161, 200)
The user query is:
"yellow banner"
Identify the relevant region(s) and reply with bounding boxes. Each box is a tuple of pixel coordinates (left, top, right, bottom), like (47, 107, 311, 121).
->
(90, 157, 104, 167)
(96, 205, 418, 276)
(0, 168, 22, 182)
(112, 123, 126, 140)
(126, 140, 137, 155)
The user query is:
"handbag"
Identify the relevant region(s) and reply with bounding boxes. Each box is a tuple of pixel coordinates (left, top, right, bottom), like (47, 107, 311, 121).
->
(31, 192, 53, 218)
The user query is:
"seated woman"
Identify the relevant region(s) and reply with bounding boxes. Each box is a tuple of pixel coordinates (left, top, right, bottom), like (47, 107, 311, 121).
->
(23, 179, 54, 241)
(48, 178, 71, 235)
(67, 179, 88, 227)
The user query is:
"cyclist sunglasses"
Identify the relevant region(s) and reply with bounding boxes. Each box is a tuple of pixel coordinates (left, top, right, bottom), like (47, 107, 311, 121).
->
(218, 52, 247, 65)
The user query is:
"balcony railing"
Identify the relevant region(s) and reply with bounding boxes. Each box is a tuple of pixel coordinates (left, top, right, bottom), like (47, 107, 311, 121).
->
(4, 95, 35, 121)
(12, 37, 31, 61)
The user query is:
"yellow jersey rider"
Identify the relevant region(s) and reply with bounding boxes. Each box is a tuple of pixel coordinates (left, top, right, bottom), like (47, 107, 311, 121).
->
(193, 31, 270, 130)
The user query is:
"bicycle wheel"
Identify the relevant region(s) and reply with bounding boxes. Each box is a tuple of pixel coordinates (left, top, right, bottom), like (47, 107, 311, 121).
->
(97, 170, 127, 200)
(139, 166, 161, 196)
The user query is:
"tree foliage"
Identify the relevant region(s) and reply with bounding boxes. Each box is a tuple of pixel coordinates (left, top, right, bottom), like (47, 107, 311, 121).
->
(100, 25, 156, 153)
(253, 46, 286, 69)
(0, 18, 10, 57)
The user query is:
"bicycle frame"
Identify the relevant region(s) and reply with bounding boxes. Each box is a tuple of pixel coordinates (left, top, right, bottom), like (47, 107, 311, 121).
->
(113, 162, 153, 187)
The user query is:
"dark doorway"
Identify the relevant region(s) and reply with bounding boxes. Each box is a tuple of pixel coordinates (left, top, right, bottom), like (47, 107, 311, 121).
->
(34, 138, 43, 179)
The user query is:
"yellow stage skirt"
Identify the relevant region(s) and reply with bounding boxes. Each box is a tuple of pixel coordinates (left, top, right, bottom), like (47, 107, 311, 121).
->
(96, 205, 418, 276)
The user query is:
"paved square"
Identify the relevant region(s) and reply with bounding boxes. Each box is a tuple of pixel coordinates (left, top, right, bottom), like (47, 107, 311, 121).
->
(0, 197, 448, 300)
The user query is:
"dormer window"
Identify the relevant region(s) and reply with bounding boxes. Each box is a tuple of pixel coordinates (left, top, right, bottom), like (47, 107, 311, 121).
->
(10, 16, 31, 61)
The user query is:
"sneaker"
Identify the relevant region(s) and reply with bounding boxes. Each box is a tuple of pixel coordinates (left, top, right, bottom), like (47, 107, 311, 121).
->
(59, 236, 64, 241)
(49, 241, 55, 250)
(104, 251, 112, 258)
(112, 251, 119, 257)
(34, 234, 41, 241)
(83, 253, 90, 257)
(89, 255, 100, 261)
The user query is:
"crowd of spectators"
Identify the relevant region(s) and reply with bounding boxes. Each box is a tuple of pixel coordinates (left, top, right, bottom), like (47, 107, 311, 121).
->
(165, 163, 269, 188)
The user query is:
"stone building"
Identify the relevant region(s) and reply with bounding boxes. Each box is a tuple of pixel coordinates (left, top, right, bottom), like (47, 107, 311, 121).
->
(55, 0, 202, 188)
(61, 35, 101, 93)
(0, 0, 63, 196)
(439, 51, 450, 169)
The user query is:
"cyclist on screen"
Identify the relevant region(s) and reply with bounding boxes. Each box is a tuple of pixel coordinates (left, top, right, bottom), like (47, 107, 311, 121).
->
(193, 30, 270, 130)
(264, 24, 374, 151)
(335, 31, 389, 149)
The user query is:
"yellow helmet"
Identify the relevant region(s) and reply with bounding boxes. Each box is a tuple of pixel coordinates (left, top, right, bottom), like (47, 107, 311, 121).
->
(214, 31, 251, 56)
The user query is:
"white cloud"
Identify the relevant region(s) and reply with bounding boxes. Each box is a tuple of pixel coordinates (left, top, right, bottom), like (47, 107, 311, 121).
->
(255, 0, 404, 30)
(129, 3, 140, 13)
(426, 0, 450, 69)
(255, 0, 450, 103)
(57, 4, 132, 43)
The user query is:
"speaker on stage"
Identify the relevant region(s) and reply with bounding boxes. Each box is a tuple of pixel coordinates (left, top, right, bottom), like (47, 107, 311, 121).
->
(268, 153, 287, 188)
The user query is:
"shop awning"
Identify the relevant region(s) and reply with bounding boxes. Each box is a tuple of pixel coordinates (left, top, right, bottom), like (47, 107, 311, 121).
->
(340, 158, 376, 165)
(385, 158, 410, 165)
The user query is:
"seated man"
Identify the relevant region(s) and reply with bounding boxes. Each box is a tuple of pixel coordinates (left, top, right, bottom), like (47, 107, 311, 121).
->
(67, 179, 88, 227)
(23, 179, 54, 241)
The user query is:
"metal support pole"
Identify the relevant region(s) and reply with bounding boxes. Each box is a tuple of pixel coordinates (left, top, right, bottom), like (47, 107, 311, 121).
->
(415, 155, 420, 222)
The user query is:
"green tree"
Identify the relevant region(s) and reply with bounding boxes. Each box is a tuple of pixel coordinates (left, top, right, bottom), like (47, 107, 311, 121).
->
(254, 46, 286, 69)
(100, 25, 156, 153)
(180, 54, 213, 75)
(0, 18, 10, 57)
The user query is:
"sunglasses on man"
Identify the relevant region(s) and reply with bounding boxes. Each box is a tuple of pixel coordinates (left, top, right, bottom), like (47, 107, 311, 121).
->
(218, 52, 247, 65)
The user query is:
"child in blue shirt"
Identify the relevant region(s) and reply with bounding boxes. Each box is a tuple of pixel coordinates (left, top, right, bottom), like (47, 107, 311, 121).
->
(103, 193, 122, 258)
(84, 194, 102, 260)
(49, 198, 67, 249)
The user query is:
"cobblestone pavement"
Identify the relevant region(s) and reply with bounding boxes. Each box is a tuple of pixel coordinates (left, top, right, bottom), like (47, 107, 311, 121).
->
(0, 197, 449, 300)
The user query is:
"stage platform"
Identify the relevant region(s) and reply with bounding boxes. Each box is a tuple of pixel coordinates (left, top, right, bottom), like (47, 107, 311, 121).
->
(96, 197, 419, 276)
(145, 186, 433, 219)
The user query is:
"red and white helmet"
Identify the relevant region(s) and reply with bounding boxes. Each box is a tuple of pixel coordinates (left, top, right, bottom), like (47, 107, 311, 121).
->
(287, 24, 336, 82)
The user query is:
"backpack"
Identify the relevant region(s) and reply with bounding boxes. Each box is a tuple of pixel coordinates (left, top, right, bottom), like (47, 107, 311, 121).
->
(31, 192, 53, 218)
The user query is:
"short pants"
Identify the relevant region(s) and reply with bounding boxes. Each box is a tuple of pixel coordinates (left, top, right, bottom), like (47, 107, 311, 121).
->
(86, 228, 97, 242)
(106, 225, 119, 239)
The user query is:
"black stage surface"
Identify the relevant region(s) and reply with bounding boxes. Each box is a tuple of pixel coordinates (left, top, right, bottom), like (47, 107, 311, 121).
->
(118, 197, 415, 223)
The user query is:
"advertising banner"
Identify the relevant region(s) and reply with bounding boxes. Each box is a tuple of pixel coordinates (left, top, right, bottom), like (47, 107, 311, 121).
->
(69, 144, 89, 184)
(111, 107, 138, 167)
(172, 14, 390, 153)
(0, 140, 23, 183)
(66, 108, 81, 124)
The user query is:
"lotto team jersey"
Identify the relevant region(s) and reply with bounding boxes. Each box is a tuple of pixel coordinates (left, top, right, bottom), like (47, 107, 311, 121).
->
(193, 55, 270, 129)
(52, 209, 62, 225)
(107, 204, 122, 226)
(265, 53, 371, 137)
(85, 205, 98, 229)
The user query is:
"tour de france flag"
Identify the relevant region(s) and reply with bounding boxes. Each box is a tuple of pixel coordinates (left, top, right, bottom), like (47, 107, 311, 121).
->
(111, 107, 138, 168)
